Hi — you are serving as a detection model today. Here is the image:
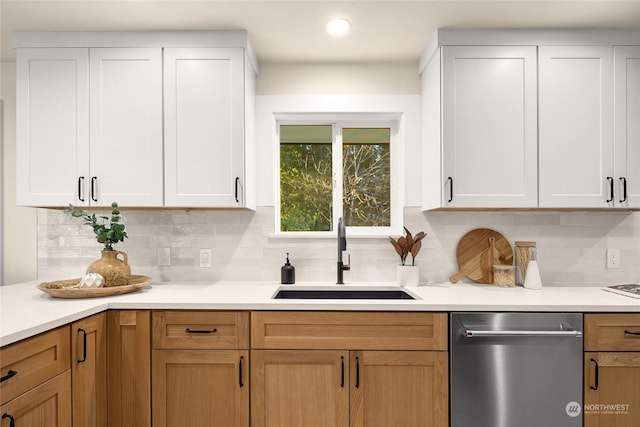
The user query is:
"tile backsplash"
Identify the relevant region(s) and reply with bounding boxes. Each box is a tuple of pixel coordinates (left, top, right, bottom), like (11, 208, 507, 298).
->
(37, 207, 640, 286)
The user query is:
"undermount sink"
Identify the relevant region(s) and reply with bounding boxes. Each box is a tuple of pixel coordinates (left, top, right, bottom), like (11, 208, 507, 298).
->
(272, 286, 417, 300)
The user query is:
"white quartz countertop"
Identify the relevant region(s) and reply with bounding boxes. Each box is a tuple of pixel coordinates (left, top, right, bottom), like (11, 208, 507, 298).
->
(1, 280, 638, 347)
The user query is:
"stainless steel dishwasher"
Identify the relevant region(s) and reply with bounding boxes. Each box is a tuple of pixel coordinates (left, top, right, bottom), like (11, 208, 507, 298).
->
(450, 312, 583, 427)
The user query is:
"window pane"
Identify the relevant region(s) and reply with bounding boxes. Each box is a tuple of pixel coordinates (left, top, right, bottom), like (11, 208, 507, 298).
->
(280, 125, 333, 231)
(342, 128, 391, 227)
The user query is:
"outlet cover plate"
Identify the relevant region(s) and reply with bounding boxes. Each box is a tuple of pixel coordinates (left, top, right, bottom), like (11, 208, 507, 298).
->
(200, 249, 212, 268)
(607, 248, 620, 269)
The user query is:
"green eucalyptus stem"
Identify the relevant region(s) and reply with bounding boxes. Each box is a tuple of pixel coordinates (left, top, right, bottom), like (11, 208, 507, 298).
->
(65, 202, 128, 251)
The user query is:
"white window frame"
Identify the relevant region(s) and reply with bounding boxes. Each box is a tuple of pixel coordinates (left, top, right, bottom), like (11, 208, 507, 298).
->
(275, 113, 402, 237)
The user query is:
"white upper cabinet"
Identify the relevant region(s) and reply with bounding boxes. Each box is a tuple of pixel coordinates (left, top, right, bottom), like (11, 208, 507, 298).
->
(16, 48, 90, 206)
(422, 29, 640, 210)
(16, 47, 163, 207)
(163, 48, 245, 207)
(614, 46, 640, 209)
(538, 46, 614, 208)
(441, 46, 538, 208)
(89, 48, 163, 207)
(14, 31, 256, 209)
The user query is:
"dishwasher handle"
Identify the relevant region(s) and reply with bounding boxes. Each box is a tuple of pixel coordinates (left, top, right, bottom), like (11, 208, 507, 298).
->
(463, 329, 582, 338)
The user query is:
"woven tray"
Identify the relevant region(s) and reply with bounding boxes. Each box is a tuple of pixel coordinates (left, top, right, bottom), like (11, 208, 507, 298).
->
(38, 275, 151, 299)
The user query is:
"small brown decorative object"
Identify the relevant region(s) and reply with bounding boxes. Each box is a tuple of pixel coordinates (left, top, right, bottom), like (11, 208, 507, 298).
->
(389, 227, 427, 266)
(87, 250, 131, 287)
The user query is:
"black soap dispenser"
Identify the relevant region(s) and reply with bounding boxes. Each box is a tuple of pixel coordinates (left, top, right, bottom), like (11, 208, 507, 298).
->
(281, 253, 295, 284)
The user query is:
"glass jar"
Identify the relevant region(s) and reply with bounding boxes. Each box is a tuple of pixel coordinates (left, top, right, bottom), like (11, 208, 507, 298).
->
(493, 265, 516, 287)
(515, 241, 537, 286)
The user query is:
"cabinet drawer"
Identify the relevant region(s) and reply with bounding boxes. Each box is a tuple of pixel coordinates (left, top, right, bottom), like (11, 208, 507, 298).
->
(585, 314, 640, 351)
(152, 311, 249, 349)
(251, 312, 447, 350)
(0, 370, 72, 426)
(0, 326, 70, 405)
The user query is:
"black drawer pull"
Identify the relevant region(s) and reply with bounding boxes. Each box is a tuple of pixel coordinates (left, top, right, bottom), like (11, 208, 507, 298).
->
(91, 176, 98, 202)
(606, 177, 614, 203)
(185, 328, 217, 334)
(77, 328, 87, 363)
(624, 330, 640, 336)
(355, 356, 360, 389)
(2, 414, 15, 427)
(619, 177, 627, 203)
(0, 370, 17, 383)
(340, 356, 345, 388)
(590, 358, 599, 390)
(239, 356, 244, 388)
(78, 176, 85, 202)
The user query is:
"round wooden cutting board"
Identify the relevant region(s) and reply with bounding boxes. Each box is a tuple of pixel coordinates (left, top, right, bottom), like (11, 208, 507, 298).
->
(450, 228, 513, 283)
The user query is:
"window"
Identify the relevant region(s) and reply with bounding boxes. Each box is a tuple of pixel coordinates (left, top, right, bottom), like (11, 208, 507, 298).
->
(277, 119, 399, 236)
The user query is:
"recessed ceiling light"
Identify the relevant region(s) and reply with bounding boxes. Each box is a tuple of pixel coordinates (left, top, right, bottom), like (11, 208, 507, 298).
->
(327, 18, 350, 37)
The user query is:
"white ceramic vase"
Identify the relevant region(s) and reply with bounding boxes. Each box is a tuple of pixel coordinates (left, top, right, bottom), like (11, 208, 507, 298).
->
(397, 265, 419, 287)
(523, 260, 542, 290)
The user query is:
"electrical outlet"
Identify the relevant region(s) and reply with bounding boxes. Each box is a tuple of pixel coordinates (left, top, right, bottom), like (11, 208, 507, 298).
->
(606, 248, 620, 269)
(158, 247, 171, 266)
(200, 249, 212, 268)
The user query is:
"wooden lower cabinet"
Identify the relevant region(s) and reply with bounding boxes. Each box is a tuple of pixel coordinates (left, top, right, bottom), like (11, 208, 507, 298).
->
(0, 371, 72, 427)
(350, 350, 448, 427)
(71, 313, 107, 427)
(107, 310, 151, 427)
(250, 311, 449, 427)
(584, 352, 640, 427)
(584, 313, 640, 427)
(0, 327, 70, 405)
(152, 349, 249, 427)
(251, 350, 349, 427)
(250, 349, 448, 427)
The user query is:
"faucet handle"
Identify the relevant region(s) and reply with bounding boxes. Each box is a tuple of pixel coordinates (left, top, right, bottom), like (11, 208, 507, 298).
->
(343, 254, 351, 271)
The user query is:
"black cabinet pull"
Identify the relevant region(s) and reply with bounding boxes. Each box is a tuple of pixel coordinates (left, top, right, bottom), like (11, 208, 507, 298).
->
(340, 356, 345, 388)
(2, 414, 15, 427)
(624, 330, 640, 336)
(619, 177, 627, 203)
(78, 176, 85, 202)
(91, 177, 98, 202)
(0, 370, 17, 383)
(355, 356, 360, 389)
(447, 177, 453, 203)
(185, 328, 217, 334)
(590, 358, 599, 390)
(235, 177, 240, 203)
(239, 356, 244, 388)
(77, 328, 87, 363)
(606, 177, 614, 203)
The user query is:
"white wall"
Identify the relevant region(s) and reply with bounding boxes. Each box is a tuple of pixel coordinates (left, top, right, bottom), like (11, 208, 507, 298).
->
(257, 62, 421, 95)
(36, 206, 640, 286)
(1, 62, 37, 285)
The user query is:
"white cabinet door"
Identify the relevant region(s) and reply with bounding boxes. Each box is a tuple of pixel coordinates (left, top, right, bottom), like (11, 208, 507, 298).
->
(16, 48, 90, 206)
(539, 46, 614, 208)
(442, 46, 538, 208)
(164, 48, 245, 207)
(89, 48, 163, 207)
(614, 46, 640, 209)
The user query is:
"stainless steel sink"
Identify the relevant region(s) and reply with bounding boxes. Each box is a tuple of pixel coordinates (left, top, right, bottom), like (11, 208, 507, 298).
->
(272, 286, 417, 300)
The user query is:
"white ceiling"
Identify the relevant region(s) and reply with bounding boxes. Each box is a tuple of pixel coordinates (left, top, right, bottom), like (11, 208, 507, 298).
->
(2, 0, 640, 63)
